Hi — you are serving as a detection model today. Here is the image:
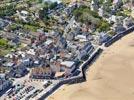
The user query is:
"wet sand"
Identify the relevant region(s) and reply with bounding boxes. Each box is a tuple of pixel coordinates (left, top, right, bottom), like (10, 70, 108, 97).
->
(48, 32, 134, 100)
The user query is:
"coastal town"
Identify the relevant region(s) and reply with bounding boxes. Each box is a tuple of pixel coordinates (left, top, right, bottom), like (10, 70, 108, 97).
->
(0, 0, 134, 100)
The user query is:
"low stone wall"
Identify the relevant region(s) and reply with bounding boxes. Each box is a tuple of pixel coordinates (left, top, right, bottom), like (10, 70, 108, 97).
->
(38, 82, 63, 100)
(104, 26, 134, 47)
(81, 48, 103, 79)
(61, 75, 85, 84)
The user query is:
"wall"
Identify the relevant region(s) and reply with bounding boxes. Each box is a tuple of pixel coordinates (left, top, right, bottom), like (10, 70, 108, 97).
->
(104, 26, 134, 47)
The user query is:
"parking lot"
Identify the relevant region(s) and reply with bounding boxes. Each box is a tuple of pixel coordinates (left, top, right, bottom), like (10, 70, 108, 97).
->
(4, 80, 45, 100)
(0, 72, 54, 100)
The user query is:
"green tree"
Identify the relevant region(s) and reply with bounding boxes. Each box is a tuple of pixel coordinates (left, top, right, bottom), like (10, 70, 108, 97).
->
(73, 6, 101, 26)
(0, 39, 8, 47)
(98, 21, 110, 32)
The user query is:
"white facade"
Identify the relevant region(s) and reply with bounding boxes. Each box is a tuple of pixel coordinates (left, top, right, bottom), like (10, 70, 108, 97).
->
(61, 61, 76, 72)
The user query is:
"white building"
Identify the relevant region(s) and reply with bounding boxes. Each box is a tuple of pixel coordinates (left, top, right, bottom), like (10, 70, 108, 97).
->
(16, 10, 29, 22)
(61, 61, 76, 72)
(98, 7, 104, 17)
(123, 17, 134, 28)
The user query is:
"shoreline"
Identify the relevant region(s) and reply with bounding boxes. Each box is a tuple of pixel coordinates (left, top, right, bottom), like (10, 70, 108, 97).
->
(48, 31, 134, 100)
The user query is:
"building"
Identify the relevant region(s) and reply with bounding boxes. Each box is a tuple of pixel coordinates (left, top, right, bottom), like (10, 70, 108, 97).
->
(17, 10, 30, 22)
(99, 32, 111, 44)
(77, 42, 94, 60)
(43, 0, 61, 4)
(8, 64, 28, 78)
(113, 0, 123, 7)
(0, 74, 12, 92)
(75, 35, 87, 42)
(56, 37, 67, 49)
(30, 66, 53, 79)
(66, 32, 75, 41)
(90, 0, 99, 11)
(123, 17, 134, 28)
(98, 7, 104, 17)
(113, 24, 126, 33)
(60, 61, 76, 73)
(22, 58, 33, 67)
(0, 19, 9, 29)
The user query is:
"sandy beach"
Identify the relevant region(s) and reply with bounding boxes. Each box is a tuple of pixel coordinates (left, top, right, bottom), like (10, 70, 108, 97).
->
(48, 32, 134, 100)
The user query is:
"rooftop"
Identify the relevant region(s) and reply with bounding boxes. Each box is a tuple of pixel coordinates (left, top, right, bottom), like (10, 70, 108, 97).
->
(61, 61, 75, 68)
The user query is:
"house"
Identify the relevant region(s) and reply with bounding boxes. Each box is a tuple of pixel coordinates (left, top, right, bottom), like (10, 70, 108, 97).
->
(67, 43, 78, 54)
(50, 61, 61, 72)
(99, 32, 111, 44)
(115, 16, 124, 24)
(90, 0, 99, 11)
(113, 24, 126, 33)
(43, 0, 61, 4)
(58, 16, 66, 25)
(44, 39, 53, 46)
(66, 32, 75, 41)
(17, 10, 30, 22)
(60, 61, 76, 73)
(113, 0, 123, 7)
(9, 36, 20, 46)
(75, 35, 87, 42)
(0, 56, 6, 66)
(26, 49, 36, 55)
(64, 8, 72, 16)
(109, 15, 116, 23)
(123, 17, 134, 28)
(30, 66, 53, 79)
(56, 37, 67, 49)
(3, 62, 15, 67)
(76, 42, 94, 60)
(22, 58, 33, 67)
(8, 64, 28, 78)
(0, 74, 12, 92)
(33, 59, 41, 67)
(0, 19, 9, 29)
(20, 10, 29, 18)
(98, 7, 104, 17)
(52, 31, 61, 38)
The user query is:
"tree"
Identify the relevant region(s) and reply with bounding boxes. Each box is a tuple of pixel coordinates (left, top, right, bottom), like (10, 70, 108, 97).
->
(73, 6, 101, 26)
(0, 39, 8, 47)
(97, 21, 110, 32)
(49, 2, 57, 9)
